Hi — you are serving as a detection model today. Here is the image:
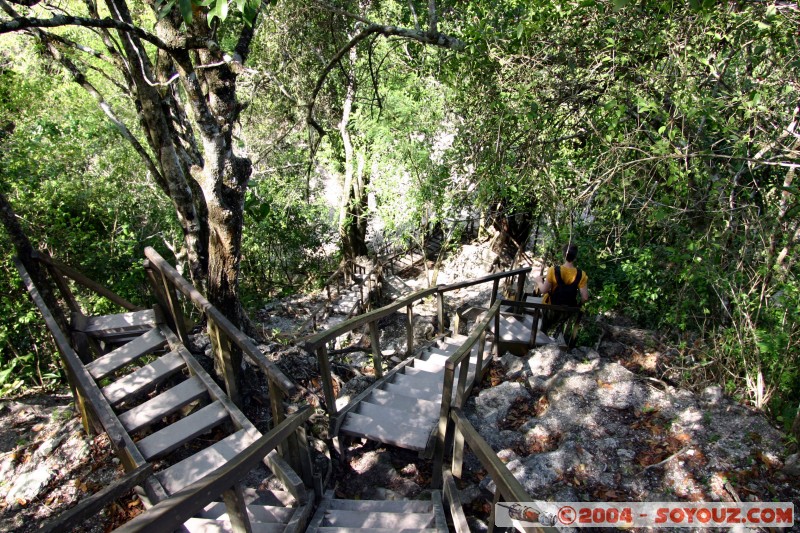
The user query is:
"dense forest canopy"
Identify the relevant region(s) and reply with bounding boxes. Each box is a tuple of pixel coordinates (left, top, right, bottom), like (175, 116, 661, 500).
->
(1, 0, 798, 434)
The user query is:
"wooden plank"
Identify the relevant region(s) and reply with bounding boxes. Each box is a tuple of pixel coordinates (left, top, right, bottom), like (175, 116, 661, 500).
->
(202, 502, 295, 523)
(264, 449, 307, 505)
(339, 412, 431, 451)
(118, 375, 207, 433)
(442, 469, 470, 533)
(222, 485, 254, 533)
(156, 428, 258, 494)
(326, 499, 432, 513)
(32, 251, 142, 311)
(102, 350, 185, 406)
(390, 373, 442, 392)
(431, 490, 448, 533)
(143, 247, 295, 396)
(368, 321, 383, 379)
(13, 257, 149, 470)
(315, 529, 437, 533)
(117, 408, 311, 532)
(356, 402, 437, 427)
(137, 401, 229, 460)
(302, 287, 438, 349)
(182, 517, 286, 533)
(208, 320, 242, 407)
(86, 328, 167, 380)
(282, 500, 315, 533)
(38, 464, 153, 533)
(405, 304, 414, 355)
(364, 389, 440, 418)
(81, 310, 156, 336)
(321, 510, 433, 529)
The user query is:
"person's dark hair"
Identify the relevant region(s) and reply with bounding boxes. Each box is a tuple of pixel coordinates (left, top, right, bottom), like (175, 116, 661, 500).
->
(564, 243, 578, 262)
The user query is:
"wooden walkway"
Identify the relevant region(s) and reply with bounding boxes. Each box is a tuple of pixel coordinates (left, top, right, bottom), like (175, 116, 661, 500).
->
(72, 315, 313, 532)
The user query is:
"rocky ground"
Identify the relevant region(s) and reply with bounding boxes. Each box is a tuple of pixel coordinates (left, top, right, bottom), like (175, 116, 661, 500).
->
(1, 241, 798, 531)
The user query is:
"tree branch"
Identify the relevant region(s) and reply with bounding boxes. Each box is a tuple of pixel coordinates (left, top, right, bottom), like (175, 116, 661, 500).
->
(306, 22, 464, 135)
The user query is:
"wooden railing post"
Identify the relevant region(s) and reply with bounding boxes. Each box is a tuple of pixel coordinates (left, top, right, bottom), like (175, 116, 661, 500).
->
(516, 271, 527, 301)
(316, 345, 337, 420)
(437, 289, 445, 335)
(406, 304, 414, 355)
(490, 278, 500, 306)
(208, 320, 242, 407)
(368, 321, 383, 379)
(222, 485, 253, 533)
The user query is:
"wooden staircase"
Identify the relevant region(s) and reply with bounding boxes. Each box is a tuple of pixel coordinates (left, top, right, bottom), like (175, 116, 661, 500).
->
(334, 333, 492, 455)
(72, 314, 313, 532)
(306, 491, 448, 532)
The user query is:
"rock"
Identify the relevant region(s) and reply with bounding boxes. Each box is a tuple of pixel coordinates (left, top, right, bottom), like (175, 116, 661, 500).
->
(459, 483, 482, 505)
(578, 346, 600, 360)
(527, 344, 563, 379)
(5, 467, 54, 506)
(701, 385, 724, 405)
(598, 340, 626, 358)
(372, 487, 403, 500)
(33, 433, 66, 462)
(501, 352, 525, 377)
(478, 429, 523, 453)
(783, 453, 800, 477)
(475, 382, 531, 424)
(616, 448, 636, 461)
(335, 375, 376, 410)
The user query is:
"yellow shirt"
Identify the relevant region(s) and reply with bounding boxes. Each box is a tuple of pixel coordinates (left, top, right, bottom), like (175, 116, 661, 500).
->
(546, 265, 588, 289)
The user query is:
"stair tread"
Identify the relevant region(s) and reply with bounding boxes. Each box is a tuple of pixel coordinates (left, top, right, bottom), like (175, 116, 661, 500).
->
(156, 428, 259, 494)
(101, 350, 185, 406)
(364, 389, 440, 418)
(326, 499, 433, 513)
(137, 401, 229, 460)
(403, 365, 444, 378)
(85, 328, 167, 380)
(390, 373, 443, 391)
(339, 412, 431, 451)
(356, 401, 437, 426)
(201, 501, 295, 523)
(182, 518, 285, 533)
(80, 310, 156, 336)
(118, 375, 207, 433)
(322, 509, 434, 529)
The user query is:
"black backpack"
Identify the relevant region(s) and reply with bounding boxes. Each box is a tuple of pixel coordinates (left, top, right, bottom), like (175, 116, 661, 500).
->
(549, 266, 582, 307)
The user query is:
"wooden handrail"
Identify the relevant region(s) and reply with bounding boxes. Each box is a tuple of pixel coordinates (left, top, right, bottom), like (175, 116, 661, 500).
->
(432, 299, 501, 487)
(302, 286, 438, 350)
(438, 266, 531, 293)
(113, 407, 312, 533)
(31, 251, 142, 311)
(39, 464, 153, 533)
(143, 247, 296, 396)
(14, 257, 149, 472)
(450, 408, 558, 533)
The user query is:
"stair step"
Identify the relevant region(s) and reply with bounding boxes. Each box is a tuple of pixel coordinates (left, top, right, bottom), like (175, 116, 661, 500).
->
(498, 314, 534, 342)
(80, 309, 157, 337)
(201, 501, 295, 523)
(156, 428, 259, 494)
(321, 510, 434, 529)
(390, 373, 442, 392)
(408, 359, 445, 373)
(403, 364, 443, 379)
(101, 350, 185, 406)
(118, 375, 208, 433)
(339, 412, 431, 451)
(326, 498, 432, 513)
(380, 382, 442, 400)
(85, 328, 167, 380)
(364, 389, 440, 418)
(137, 400, 229, 460)
(308, 526, 439, 533)
(356, 401, 437, 427)
(182, 518, 285, 533)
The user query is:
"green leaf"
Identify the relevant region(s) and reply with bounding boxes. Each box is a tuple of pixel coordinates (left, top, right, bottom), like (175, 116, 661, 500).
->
(612, 0, 630, 11)
(178, 0, 193, 25)
(156, 0, 176, 20)
(207, 0, 228, 24)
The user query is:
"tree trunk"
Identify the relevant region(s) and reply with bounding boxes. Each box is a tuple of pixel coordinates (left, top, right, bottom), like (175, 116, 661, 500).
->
(0, 190, 68, 332)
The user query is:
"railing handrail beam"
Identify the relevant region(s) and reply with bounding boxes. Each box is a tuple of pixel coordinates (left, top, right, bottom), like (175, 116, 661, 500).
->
(113, 407, 312, 533)
(303, 286, 437, 349)
(143, 247, 295, 395)
(438, 266, 531, 294)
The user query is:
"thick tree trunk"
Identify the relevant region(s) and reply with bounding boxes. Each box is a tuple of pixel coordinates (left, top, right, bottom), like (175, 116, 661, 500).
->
(0, 191, 68, 331)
